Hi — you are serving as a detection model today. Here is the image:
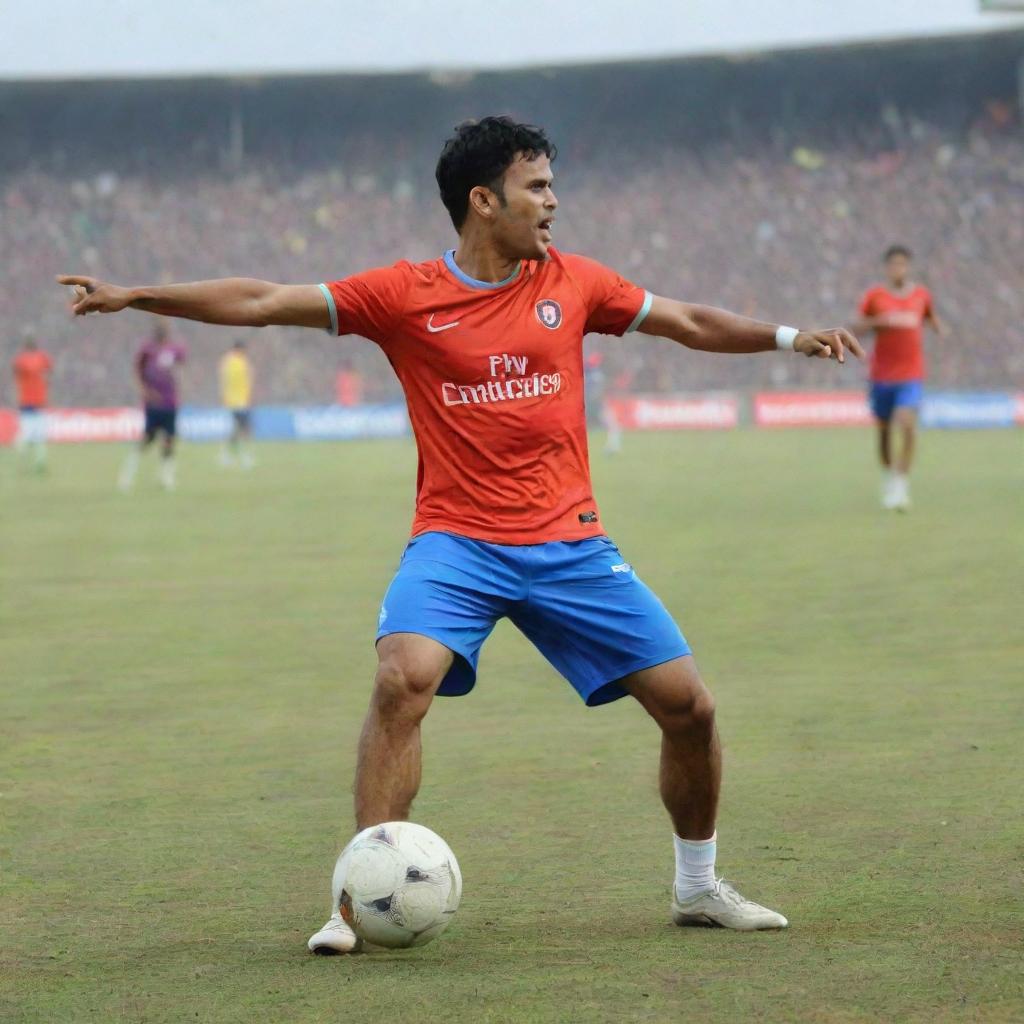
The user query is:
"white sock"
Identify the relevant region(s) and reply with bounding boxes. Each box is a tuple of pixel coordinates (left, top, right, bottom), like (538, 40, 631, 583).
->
(159, 454, 176, 490)
(118, 449, 140, 490)
(674, 832, 717, 901)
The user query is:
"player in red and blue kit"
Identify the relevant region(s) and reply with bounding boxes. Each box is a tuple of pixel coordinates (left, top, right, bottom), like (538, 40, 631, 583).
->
(855, 245, 949, 511)
(59, 117, 863, 951)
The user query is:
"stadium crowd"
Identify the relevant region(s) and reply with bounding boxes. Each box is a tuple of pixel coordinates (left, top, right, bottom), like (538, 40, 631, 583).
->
(4, 71, 1022, 405)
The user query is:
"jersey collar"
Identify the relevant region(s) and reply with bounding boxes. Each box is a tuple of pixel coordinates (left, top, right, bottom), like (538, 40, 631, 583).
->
(443, 249, 522, 291)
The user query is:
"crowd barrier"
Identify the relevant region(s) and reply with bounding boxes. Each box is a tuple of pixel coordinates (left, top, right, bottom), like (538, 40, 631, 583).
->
(606, 394, 739, 430)
(0, 404, 410, 444)
(753, 391, 1023, 429)
(1, 393, 1021, 444)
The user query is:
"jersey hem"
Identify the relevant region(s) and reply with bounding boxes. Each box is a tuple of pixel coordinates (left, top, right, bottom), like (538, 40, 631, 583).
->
(410, 523, 609, 547)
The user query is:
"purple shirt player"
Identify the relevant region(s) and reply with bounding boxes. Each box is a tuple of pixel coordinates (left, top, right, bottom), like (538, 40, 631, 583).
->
(137, 331, 187, 411)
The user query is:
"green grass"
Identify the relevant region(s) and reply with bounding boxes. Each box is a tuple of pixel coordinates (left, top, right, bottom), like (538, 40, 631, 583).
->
(2, 430, 1022, 1024)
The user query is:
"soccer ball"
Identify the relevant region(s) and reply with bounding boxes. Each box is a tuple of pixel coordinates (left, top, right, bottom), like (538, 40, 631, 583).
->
(332, 821, 462, 949)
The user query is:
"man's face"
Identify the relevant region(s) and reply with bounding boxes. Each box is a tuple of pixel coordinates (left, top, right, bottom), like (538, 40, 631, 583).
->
(886, 254, 910, 287)
(487, 153, 558, 260)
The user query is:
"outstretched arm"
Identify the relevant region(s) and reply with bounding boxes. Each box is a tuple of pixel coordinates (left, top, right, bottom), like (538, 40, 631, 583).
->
(925, 309, 950, 338)
(638, 295, 863, 362)
(56, 275, 331, 330)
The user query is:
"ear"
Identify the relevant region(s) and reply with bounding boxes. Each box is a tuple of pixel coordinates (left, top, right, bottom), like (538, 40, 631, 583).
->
(468, 185, 497, 221)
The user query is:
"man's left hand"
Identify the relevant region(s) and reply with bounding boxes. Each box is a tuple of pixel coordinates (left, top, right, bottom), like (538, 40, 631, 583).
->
(794, 328, 864, 363)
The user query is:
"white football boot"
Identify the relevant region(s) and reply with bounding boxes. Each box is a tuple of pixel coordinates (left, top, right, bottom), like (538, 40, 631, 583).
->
(672, 879, 788, 931)
(881, 472, 900, 510)
(892, 475, 911, 513)
(308, 831, 369, 954)
(307, 911, 360, 955)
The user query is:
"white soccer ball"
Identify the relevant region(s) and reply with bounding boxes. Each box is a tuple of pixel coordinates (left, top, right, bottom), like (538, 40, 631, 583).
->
(332, 822, 462, 949)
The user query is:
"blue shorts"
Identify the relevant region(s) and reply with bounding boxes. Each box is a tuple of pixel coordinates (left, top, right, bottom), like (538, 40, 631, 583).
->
(376, 531, 691, 707)
(869, 381, 923, 422)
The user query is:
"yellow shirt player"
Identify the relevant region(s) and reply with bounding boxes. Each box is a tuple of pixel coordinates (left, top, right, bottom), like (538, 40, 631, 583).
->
(219, 340, 255, 468)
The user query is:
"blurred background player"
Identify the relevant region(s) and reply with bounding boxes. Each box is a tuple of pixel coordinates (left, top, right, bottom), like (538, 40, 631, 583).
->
(854, 245, 949, 511)
(219, 340, 255, 468)
(11, 330, 52, 473)
(584, 349, 622, 454)
(335, 359, 363, 407)
(119, 320, 187, 492)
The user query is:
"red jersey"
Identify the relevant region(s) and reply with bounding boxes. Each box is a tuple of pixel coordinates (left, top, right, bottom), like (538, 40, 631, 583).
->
(322, 248, 650, 544)
(859, 284, 933, 383)
(13, 349, 52, 407)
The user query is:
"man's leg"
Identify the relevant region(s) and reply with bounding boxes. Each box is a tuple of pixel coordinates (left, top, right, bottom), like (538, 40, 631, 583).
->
(877, 419, 902, 509)
(622, 656, 787, 930)
(309, 632, 453, 954)
(890, 405, 917, 510)
(893, 406, 916, 474)
(621, 656, 719, 840)
(871, 383, 901, 510)
(119, 434, 150, 491)
(238, 412, 255, 468)
(354, 632, 453, 828)
(159, 433, 177, 491)
(220, 414, 237, 466)
(877, 419, 892, 471)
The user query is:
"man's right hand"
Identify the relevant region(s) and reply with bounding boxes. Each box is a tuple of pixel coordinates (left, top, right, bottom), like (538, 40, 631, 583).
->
(55, 275, 330, 330)
(57, 275, 134, 316)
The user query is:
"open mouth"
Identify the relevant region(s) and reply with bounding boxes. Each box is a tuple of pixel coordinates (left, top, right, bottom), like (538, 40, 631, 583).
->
(538, 218, 554, 240)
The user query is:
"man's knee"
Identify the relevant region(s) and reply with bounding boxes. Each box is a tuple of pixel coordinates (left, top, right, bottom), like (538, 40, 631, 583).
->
(630, 662, 716, 735)
(663, 685, 716, 735)
(372, 656, 439, 721)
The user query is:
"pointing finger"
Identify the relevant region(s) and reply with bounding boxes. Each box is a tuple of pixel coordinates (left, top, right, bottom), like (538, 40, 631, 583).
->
(843, 328, 865, 359)
(57, 274, 95, 289)
(828, 331, 845, 364)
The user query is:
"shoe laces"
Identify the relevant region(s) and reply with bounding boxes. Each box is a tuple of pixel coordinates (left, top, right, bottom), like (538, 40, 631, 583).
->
(713, 879, 753, 908)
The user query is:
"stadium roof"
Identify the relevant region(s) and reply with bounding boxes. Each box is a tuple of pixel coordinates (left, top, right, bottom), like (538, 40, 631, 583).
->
(3, 0, 1024, 79)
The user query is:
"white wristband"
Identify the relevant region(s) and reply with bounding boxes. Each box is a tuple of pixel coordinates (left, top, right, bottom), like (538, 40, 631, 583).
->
(775, 325, 799, 351)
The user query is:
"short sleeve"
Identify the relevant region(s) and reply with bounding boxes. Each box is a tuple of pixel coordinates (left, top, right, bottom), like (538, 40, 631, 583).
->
(858, 289, 876, 317)
(921, 288, 934, 318)
(320, 263, 413, 346)
(562, 253, 650, 336)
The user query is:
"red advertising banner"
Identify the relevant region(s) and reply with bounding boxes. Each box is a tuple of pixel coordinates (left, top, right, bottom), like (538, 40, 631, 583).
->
(606, 395, 738, 431)
(754, 391, 872, 427)
(45, 407, 143, 442)
(1015, 394, 1024, 426)
(0, 407, 146, 444)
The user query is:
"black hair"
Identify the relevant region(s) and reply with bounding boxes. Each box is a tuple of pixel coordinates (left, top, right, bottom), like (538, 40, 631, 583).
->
(884, 244, 913, 262)
(435, 116, 556, 231)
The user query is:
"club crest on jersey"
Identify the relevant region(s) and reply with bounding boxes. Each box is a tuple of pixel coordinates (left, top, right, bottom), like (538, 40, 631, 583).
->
(535, 299, 562, 330)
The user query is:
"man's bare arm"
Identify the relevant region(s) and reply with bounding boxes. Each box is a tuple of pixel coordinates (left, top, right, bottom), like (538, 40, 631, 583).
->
(56, 275, 331, 330)
(925, 309, 950, 337)
(639, 295, 864, 362)
(850, 315, 884, 335)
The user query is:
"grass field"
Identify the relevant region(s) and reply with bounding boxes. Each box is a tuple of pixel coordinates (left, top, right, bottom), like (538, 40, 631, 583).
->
(2, 430, 1022, 1024)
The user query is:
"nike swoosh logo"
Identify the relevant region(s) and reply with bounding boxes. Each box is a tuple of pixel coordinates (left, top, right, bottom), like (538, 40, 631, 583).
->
(426, 314, 460, 333)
